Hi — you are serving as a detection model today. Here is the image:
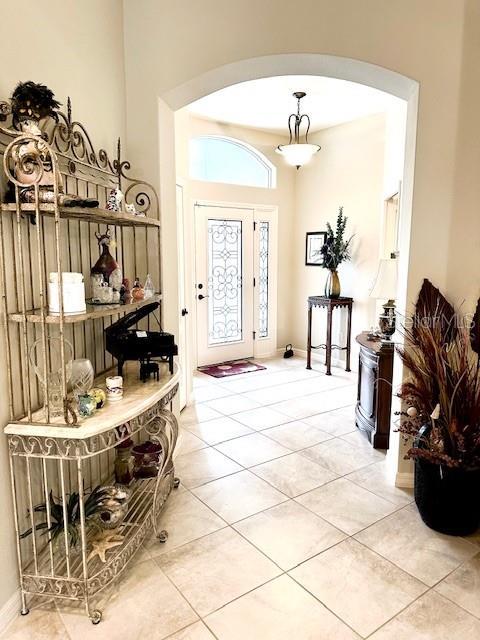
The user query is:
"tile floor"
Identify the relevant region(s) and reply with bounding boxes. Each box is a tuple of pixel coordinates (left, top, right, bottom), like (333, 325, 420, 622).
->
(4, 355, 480, 640)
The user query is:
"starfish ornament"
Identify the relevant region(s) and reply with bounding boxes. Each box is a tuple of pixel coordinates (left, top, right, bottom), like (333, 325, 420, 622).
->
(88, 531, 124, 563)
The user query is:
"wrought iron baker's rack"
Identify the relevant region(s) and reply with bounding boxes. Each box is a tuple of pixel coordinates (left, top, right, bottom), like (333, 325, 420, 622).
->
(0, 96, 179, 623)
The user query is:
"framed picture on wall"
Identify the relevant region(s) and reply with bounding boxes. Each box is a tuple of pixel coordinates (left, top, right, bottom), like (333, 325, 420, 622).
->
(305, 231, 327, 266)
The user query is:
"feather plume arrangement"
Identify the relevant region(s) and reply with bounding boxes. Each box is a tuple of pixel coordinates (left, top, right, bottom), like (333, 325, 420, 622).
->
(397, 279, 480, 469)
(11, 81, 61, 128)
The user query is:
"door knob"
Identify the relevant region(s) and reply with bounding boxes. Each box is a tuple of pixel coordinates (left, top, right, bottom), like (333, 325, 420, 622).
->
(181, 308, 189, 316)
(198, 294, 207, 300)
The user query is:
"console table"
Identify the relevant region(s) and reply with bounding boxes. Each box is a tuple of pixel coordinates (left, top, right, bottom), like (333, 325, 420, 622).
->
(355, 332, 394, 449)
(306, 296, 353, 375)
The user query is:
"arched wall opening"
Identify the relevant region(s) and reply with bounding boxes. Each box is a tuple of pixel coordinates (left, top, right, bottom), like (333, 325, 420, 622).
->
(157, 53, 419, 486)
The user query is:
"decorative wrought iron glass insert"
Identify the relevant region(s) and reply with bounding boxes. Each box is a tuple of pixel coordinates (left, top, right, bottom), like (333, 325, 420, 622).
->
(258, 221, 270, 338)
(207, 219, 243, 345)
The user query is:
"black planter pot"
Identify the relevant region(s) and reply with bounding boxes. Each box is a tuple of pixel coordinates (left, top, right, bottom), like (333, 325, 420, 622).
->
(414, 458, 480, 536)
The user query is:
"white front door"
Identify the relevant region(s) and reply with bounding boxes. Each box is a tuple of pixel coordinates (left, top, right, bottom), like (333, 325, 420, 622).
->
(195, 204, 254, 366)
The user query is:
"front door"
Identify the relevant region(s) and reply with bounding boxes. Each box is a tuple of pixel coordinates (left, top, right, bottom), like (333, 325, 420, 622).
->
(195, 204, 254, 366)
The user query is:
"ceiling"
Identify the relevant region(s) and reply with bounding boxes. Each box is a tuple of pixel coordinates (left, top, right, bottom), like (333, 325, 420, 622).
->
(187, 75, 402, 134)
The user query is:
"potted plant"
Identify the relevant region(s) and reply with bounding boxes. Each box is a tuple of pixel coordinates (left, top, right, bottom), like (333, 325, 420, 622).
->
(320, 207, 353, 298)
(396, 279, 480, 535)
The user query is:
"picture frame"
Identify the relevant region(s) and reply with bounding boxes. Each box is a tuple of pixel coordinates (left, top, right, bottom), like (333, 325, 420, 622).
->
(305, 231, 327, 266)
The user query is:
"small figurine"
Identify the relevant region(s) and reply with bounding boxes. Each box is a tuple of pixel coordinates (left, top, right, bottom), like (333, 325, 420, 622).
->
(91, 228, 119, 284)
(125, 203, 137, 215)
(143, 274, 155, 300)
(9, 81, 99, 208)
(106, 188, 124, 212)
(131, 277, 145, 301)
(120, 278, 131, 304)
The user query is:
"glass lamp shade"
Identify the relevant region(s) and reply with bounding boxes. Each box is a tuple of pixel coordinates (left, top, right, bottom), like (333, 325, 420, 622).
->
(275, 143, 320, 168)
(370, 258, 398, 300)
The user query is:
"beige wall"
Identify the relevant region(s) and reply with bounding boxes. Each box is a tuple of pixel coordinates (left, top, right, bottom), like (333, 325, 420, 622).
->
(174, 112, 296, 352)
(292, 114, 387, 368)
(0, 0, 126, 614)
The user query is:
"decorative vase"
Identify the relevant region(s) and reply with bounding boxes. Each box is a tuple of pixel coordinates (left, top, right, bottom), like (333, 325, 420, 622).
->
(414, 425, 480, 535)
(29, 337, 73, 418)
(91, 230, 119, 284)
(324, 269, 340, 298)
(71, 358, 94, 400)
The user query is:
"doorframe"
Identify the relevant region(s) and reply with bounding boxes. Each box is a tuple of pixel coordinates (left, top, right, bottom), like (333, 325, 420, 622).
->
(190, 198, 278, 371)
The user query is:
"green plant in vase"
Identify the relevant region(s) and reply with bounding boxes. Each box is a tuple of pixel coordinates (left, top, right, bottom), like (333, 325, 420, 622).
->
(320, 207, 353, 298)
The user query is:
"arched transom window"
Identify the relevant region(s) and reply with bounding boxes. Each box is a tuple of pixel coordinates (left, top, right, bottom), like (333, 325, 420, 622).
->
(189, 135, 276, 188)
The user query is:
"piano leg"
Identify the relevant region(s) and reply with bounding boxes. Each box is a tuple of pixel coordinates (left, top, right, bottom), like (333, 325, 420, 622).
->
(169, 356, 173, 374)
(117, 359, 124, 377)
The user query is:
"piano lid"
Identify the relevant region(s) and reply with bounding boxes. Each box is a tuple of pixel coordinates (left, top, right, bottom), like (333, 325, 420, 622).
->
(105, 301, 160, 334)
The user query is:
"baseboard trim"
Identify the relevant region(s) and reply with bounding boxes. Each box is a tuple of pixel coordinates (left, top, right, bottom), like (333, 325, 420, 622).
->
(0, 589, 20, 634)
(395, 472, 414, 489)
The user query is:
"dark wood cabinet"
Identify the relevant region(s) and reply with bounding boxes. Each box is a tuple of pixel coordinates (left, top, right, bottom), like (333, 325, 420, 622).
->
(355, 332, 394, 449)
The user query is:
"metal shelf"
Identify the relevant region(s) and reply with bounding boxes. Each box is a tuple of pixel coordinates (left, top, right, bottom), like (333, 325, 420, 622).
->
(1, 203, 161, 228)
(8, 294, 162, 324)
(21, 474, 174, 602)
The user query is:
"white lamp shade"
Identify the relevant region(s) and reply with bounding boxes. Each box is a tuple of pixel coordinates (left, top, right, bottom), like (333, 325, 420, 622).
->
(370, 258, 397, 300)
(276, 143, 320, 168)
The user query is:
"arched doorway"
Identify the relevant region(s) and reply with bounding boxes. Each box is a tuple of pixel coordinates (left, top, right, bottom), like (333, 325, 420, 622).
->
(159, 53, 419, 486)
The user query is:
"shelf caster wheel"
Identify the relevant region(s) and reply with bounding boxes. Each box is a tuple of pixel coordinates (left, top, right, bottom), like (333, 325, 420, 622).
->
(90, 610, 102, 625)
(20, 608, 29, 616)
(173, 477, 180, 489)
(158, 529, 168, 543)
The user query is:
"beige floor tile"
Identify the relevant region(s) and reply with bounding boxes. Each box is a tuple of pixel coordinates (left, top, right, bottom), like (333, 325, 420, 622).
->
(346, 461, 414, 507)
(60, 560, 198, 640)
(145, 490, 226, 557)
(263, 420, 332, 450)
(435, 552, 480, 617)
(215, 432, 290, 467)
(368, 591, 480, 640)
(234, 500, 345, 570)
(355, 504, 479, 586)
(174, 448, 242, 488)
(193, 384, 236, 403)
(185, 416, 253, 445)
(173, 429, 207, 458)
(3, 606, 69, 640)
(205, 574, 360, 640)
(304, 406, 357, 436)
(232, 406, 291, 430)
(296, 477, 398, 534)
(166, 621, 216, 639)
(340, 429, 387, 453)
(192, 470, 287, 523)
(290, 538, 427, 637)
(203, 395, 261, 415)
(251, 451, 337, 497)
(156, 527, 280, 617)
(180, 403, 222, 426)
(301, 436, 385, 475)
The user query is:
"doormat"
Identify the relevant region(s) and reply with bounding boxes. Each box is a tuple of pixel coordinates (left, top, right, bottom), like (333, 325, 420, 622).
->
(198, 359, 266, 379)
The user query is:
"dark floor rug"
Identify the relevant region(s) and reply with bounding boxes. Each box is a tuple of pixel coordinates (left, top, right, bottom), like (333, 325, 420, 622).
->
(198, 359, 266, 379)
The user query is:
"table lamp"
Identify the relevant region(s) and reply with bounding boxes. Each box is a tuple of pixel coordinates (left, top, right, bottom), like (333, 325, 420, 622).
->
(370, 255, 398, 341)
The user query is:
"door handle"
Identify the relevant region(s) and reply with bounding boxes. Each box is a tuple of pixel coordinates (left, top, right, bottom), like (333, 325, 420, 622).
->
(198, 294, 208, 300)
(181, 308, 189, 316)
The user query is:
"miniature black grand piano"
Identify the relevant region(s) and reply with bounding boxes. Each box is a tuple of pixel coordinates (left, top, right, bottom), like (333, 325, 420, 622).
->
(105, 301, 178, 380)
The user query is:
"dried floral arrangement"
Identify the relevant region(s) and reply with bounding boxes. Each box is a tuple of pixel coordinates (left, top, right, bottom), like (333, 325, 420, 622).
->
(320, 206, 353, 270)
(396, 279, 480, 469)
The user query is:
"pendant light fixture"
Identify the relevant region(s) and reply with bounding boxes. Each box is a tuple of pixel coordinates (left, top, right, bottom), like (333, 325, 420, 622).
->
(275, 91, 321, 169)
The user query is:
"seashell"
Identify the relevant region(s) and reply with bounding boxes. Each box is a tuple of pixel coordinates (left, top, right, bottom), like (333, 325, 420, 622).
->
(406, 406, 418, 418)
